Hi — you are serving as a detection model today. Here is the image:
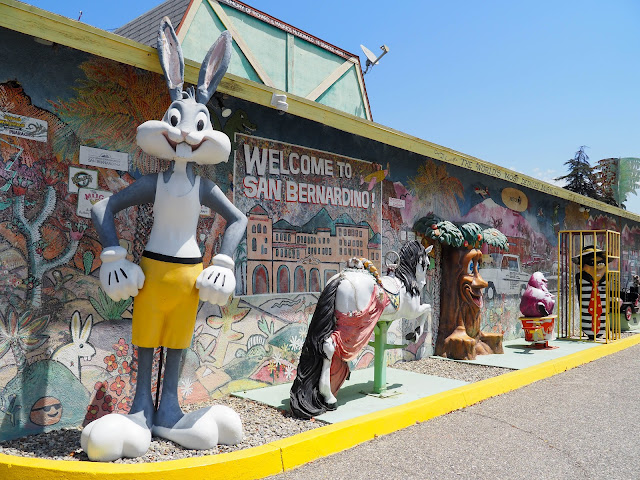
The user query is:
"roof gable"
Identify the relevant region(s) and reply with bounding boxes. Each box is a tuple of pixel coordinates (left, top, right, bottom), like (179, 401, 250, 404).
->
(115, 0, 371, 120)
(114, 0, 189, 47)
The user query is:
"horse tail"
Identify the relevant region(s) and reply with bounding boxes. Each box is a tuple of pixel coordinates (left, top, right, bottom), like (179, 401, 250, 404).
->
(290, 276, 341, 419)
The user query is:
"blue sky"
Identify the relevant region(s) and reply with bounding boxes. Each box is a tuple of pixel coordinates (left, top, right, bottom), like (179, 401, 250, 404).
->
(23, 0, 640, 212)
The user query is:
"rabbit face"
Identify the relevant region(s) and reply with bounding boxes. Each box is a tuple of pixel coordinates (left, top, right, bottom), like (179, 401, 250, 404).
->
(137, 95, 231, 164)
(137, 18, 233, 165)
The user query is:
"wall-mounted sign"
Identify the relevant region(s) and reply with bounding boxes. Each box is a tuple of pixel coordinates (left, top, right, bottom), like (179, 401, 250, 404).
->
(77, 188, 112, 219)
(68, 166, 98, 193)
(388, 197, 405, 208)
(79, 145, 129, 171)
(0, 111, 48, 142)
(234, 134, 382, 295)
(501, 187, 528, 212)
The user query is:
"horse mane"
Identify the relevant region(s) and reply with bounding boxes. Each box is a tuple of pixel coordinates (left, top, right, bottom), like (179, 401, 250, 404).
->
(394, 240, 424, 297)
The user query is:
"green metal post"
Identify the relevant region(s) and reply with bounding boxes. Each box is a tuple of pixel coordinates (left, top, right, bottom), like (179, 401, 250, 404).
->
(370, 320, 406, 395)
(372, 322, 388, 394)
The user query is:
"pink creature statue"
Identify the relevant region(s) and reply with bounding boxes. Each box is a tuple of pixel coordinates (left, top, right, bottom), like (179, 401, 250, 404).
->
(519, 271, 555, 317)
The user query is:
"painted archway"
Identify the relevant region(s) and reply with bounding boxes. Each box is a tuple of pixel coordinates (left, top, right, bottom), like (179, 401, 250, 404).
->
(277, 265, 290, 293)
(294, 266, 306, 292)
(252, 265, 269, 294)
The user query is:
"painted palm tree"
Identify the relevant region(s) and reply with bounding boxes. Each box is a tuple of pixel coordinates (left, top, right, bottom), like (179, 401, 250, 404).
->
(616, 158, 640, 208)
(0, 306, 49, 373)
(234, 241, 247, 295)
(407, 159, 463, 221)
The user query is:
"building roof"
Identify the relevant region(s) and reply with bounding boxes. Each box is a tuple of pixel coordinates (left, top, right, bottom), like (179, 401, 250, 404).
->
(368, 232, 381, 245)
(248, 204, 268, 215)
(273, 219, 298, 231)
(334, 213, 356, 226)
(113, 0, 372, 120)
(114, 0, 189, 47)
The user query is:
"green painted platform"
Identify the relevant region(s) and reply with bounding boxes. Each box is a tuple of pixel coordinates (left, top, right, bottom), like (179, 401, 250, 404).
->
(452, 338, 602, 369)
(233, 367, 467, 424)
(233, 338, 609, 423)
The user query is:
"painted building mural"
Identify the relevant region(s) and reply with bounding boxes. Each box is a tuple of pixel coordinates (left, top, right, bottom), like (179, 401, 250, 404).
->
(234, 134, 382, 295)
(1, 25, 640, 441)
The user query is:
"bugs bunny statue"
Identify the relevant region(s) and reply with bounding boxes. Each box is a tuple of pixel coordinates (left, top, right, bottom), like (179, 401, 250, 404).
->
(82, 18, 247, 461)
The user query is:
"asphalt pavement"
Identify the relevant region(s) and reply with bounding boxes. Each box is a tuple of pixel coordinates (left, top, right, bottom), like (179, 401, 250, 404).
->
(266, 343, 640, 480)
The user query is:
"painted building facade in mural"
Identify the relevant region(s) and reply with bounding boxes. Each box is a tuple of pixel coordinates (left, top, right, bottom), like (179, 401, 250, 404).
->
(1, 7, 640, 443)
(235, 134, 381, 295)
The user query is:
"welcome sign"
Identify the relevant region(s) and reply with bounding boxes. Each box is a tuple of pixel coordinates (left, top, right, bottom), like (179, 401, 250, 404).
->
(233, 134, 383, 295)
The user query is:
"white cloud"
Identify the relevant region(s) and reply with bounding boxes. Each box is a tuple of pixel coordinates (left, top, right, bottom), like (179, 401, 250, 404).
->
(511, 165, 565, 187)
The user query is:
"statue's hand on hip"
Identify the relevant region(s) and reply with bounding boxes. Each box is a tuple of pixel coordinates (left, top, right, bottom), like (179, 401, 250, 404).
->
(99, 247, 145, 301)
(196, 254, 236, 305)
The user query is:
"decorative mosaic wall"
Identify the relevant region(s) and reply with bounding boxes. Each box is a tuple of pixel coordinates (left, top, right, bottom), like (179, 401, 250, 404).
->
(1, 26, 639, 441)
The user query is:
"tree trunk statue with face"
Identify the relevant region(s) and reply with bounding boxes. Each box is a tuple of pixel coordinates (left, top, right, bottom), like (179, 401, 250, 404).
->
(82, 18, 247, 462)
(415, 216, 509, 360)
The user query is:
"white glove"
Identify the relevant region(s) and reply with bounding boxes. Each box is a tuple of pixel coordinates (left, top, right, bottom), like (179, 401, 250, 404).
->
(196, 254, 236, 305)
(99, 247, 145, 301)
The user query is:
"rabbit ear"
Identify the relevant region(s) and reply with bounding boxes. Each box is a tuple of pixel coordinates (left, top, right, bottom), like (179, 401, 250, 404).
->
(157, 17, 184, 101)
(196, 30, 232, 105)
(70, 311, 81, 342)
(80, 314, 93, 342)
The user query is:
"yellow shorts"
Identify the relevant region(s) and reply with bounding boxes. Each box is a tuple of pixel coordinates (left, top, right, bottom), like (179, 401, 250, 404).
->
(132, 254, 203, 349)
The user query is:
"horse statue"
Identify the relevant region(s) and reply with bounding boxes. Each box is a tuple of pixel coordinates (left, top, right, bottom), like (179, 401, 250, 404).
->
(290, 240, 433, 419)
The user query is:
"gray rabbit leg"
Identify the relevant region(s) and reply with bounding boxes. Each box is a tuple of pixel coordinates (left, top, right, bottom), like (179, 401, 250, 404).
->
(154, 347, 184, 428)
(151, 350, 242, 449)
(129, 346, 155, 429)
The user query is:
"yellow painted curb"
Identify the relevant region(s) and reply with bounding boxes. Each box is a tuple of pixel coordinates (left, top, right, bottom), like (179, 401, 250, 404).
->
(0, 443, 283, 480)
(2, 335, 639, 479)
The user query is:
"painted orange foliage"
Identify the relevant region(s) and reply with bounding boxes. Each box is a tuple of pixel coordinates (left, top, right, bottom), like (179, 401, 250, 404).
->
(51, 58, 169, 174)
(408, 159, 463, 219)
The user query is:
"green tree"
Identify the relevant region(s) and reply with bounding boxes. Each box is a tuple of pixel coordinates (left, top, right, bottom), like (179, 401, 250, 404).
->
(555, 146, 599, 199)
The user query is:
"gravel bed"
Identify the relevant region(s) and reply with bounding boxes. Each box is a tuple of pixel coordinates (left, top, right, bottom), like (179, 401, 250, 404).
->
(0, 396, 322, 463)
(392, 355, 509, 382)
(1, 334, 634, 463)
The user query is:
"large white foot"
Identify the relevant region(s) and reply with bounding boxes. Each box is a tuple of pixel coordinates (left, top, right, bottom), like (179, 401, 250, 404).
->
(81, 412, 151, 462)
(152, 405, 242, 450)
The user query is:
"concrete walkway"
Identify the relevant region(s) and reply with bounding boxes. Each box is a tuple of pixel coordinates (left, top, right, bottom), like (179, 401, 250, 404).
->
(265, 342, 640, 480)
(235, 338, 600, 424)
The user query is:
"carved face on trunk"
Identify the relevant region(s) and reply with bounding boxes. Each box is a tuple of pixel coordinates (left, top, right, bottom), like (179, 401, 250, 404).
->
(458, 249, 488, 315)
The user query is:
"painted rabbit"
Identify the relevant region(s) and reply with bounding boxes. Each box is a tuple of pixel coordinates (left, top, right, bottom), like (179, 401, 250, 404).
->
(52, 311, 96, 380)
(83, 18, 246, 462)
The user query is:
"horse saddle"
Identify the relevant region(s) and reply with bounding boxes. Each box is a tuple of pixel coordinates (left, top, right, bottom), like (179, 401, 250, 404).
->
(380, 276, 401, 310)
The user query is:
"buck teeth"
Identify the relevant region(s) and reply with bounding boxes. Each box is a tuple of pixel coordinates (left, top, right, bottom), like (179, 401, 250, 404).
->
(176, 142, 192, 158)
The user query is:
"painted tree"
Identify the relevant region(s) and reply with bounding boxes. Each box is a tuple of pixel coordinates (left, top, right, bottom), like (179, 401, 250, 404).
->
(592, 157, 620, 207)
(0, 306, 49, 374)
(234, 240, 247, 294)
(0, 81, 85, 309)
(615, 158, 640, 209)
(51, 58, 169, 174)
(414, 214, 509, 360)
(408, 159, 463, 220)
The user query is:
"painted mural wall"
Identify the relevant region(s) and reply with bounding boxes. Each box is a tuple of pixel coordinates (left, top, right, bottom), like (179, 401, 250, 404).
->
(1, 26, 640, 441)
